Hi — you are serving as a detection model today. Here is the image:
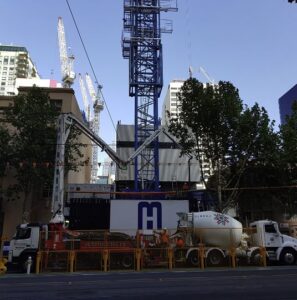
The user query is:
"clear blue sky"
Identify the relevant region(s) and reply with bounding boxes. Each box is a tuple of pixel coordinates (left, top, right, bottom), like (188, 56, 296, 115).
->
(1, 0, 297, 147)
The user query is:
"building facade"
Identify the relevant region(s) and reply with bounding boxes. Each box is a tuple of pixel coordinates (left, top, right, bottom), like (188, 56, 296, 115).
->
(115, 123, 201, 191)
(0, 87, 92, 238)
(279, 83, 297, 125)
(0, 45, 39, 96)
(161, 79, 184, 126)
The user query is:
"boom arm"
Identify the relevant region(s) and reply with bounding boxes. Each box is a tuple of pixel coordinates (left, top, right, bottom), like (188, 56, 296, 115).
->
(78, 73, 90, 121)
(68, 113, 126, 167)
(199, 66, 215, 86)
(50, 113, 186, 221)
(85, 73, 97, 104)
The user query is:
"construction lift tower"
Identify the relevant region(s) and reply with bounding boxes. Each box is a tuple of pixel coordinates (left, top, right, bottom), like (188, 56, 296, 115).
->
(122, 0, 177, 192)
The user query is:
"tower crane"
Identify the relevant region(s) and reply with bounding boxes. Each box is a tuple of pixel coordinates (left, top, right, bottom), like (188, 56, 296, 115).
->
(122, 0, 178, 191)
(57, 17, 75, 88)
(78, 73, 91, 123)
(85, 73, 104, 184)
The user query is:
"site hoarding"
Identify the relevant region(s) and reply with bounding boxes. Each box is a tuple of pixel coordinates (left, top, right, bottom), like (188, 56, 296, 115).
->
(110, 199, 189, 236)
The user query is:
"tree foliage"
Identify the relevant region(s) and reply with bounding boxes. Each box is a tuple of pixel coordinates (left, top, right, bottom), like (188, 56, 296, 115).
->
(167, 78, 279, 213)
(0, 125, 11, 178)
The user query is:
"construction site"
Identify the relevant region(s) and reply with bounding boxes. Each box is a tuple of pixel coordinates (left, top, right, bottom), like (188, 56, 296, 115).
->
(2, 0, 297, 275)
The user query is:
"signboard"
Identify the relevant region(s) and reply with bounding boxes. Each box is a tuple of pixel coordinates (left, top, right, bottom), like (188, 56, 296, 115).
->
(110, 199, 189, 235)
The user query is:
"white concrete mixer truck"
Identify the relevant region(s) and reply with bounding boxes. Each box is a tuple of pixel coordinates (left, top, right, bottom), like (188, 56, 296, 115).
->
(177, 211, 297, 266)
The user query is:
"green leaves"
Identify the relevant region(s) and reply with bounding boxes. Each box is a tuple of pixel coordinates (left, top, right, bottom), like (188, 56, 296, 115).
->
(4, 86, 59, 196)
(0, 126, 11, 177)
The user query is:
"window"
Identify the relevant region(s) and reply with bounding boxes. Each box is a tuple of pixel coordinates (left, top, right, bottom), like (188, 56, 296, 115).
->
(51, 99, 63, 112)
(265, 224, 277, 233)
(15, 228, 31, 240)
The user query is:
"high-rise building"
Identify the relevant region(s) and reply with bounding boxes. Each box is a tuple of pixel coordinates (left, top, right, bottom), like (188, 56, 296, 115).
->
(0, 45, 39, 96)
(161, 79, 184, 126)
(161, 79, 211, 181)
(279, 84, 297, 124)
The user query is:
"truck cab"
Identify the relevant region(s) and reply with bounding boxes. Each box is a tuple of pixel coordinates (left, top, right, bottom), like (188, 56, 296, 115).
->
(8, 223, 42, 270)
(250, 220, 297, 265)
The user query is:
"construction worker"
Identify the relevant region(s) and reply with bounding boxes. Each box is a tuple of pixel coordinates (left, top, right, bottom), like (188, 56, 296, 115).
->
(160, 228, 169, 247)
(154, 228, 169, 247)
(176, 237, 185, 249)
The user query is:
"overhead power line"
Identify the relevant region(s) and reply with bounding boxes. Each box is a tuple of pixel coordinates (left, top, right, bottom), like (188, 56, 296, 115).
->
(65, 0, 117, 135)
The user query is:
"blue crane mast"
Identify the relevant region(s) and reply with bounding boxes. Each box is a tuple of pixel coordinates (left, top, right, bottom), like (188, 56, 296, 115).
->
(122, 0, 177, 192)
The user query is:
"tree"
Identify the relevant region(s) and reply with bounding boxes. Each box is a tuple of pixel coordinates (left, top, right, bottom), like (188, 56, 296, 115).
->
(0, 125, 11, 178)
(167, 79, 243, 210)
(4, 86, 88, 222)
(0, 124, 12, 218)
(167, 78, 279, 212)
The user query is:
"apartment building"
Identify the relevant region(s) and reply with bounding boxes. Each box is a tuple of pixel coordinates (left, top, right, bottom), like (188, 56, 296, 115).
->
(0, 45, 39, 96)
(161, 79, 211, 181)
(161, 80, 184, 126)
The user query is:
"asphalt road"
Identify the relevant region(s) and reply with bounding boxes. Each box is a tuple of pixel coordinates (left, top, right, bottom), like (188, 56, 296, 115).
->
(1, 267, 297, 300)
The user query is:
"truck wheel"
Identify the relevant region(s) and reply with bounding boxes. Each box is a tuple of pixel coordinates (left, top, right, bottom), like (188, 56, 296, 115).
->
(206, 249, 224, 267)
(121, 255, 133, 269)
(280, 249, 296, 265)
(250, 249, 261, 265)
(187, 251, 199, 267)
